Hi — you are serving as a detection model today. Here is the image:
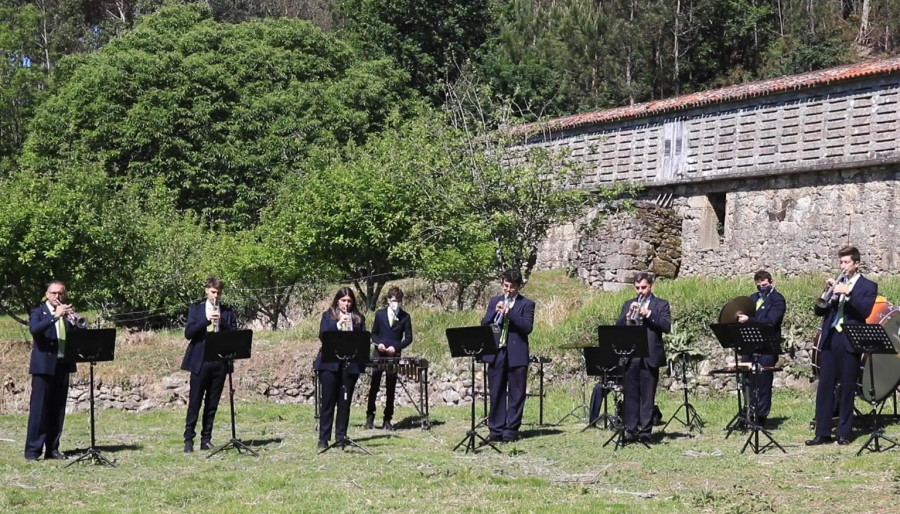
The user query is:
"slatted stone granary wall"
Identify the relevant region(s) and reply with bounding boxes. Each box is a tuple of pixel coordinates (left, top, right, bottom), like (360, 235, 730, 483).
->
(529, 59, 900, 283)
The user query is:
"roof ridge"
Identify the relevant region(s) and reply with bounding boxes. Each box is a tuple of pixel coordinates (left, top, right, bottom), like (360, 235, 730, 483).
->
(522, 56, 900, 134)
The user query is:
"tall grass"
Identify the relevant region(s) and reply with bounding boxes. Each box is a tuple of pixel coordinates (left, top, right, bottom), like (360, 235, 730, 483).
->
(4, 271, 900, 391)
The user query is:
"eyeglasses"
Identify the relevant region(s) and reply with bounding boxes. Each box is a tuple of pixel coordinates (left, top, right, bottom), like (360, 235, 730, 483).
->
(47, 290, 65, 296)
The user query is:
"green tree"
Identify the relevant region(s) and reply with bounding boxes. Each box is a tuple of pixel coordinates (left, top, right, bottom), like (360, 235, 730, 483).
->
(338, 0, 491, 103)
(0, 162, 182, 323)
(21, 3, 419, 229)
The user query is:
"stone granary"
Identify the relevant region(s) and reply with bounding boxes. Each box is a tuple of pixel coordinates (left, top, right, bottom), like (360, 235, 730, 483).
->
(530, 57, 900, 289)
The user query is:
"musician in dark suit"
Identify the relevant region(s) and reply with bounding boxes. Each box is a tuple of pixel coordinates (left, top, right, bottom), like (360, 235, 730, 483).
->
(480, 268, 535, 443)
(316, 286, 367, 449)
(807, 246, 878, 446)
(736, 270, 786, 425)
(616, 272, 671, 443)
(181, 277, 237, 453)
(24, 280, 85, 461)
(365, 286, 413, 431)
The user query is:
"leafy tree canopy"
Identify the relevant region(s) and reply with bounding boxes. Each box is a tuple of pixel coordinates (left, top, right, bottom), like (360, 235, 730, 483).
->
(21, 3, 421, 229)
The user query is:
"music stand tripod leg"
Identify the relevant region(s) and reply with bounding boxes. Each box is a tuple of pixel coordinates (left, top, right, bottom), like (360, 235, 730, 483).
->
(856, 359, 900, 456)
(557, 357, 589, 425)
(208, 368, 259, 458)
(662, 358, 704, 434)
(739, 361, 785, 455)
(66, 362, 116, 468)
(453, 357, 501, 454)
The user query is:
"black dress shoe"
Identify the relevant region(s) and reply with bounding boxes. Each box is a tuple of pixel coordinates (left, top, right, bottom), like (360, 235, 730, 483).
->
(383, 420, 396, 431)
(488, 434, 504, 443)
(365, 416, 374, 430)
(638, 435, 652, 444)
(805, 436, 833, 446)
(25, 455, 39, 462)
(837, 438, 852, 445)
(184, 440, 194, 453)
(317, 440, 328, 449)
(46, 450, 68, 460)
(200, 440, 214, 450)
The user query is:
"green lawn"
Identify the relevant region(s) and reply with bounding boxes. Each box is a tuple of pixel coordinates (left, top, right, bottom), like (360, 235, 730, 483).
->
(2, 388, 899, 513)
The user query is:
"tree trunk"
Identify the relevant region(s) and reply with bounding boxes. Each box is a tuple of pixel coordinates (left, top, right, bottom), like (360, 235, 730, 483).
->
(856, 0, 871, 45)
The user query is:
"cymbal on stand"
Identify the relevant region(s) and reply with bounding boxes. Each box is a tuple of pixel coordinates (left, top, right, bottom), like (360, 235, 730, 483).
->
(719, 296, 755, 324)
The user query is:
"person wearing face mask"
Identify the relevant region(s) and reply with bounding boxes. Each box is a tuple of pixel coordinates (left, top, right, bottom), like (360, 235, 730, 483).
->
(480, 268, 535, 443)
(365, 287, 413, 431)
(807, 246, 877, 446)
(315, 286, 367, 449)
(736, 270, 786, 426)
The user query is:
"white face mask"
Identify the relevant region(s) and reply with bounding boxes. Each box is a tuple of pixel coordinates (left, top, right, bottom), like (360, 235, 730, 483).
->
(388, 300, 400, 313)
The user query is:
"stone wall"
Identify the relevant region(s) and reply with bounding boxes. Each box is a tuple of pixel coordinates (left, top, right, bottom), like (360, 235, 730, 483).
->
(1, 349, 817, 417)
(537, 166, 900, 281)
(674, 166, 900, 276)
(537, 201, 682, 288)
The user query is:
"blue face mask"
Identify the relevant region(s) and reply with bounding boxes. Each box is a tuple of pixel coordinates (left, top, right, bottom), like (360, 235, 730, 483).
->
(757, 285, 772, 295)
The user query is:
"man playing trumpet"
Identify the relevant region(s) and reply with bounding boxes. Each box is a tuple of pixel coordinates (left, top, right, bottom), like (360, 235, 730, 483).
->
(182, 277, 237, 453)
(807, 246, 877, 446)
(616, 272, 671, 444)
(481, 269, 535, 443)
(25, 280, 85, 461)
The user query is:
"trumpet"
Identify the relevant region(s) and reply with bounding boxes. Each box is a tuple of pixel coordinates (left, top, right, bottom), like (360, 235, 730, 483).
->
(493, 298, 508, 325)
(815, 272, 846, 310)
(338, 312, 353, 331)
(627, 295, 645, 325)
(211, 302, 220, 332)
(63, 305, 88, 329)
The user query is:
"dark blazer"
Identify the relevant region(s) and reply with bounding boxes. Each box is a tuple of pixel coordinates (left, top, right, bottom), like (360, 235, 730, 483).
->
(815, 274, 877, 353)
(371, 307, 413, 356)
(749, 288, 787, 341)
(29, 303, 80, 375)
(315, 311, 367, 374)
(616, 294, 671, 368)
(480, 294, 535, 368)
(181, 302, 238, 374)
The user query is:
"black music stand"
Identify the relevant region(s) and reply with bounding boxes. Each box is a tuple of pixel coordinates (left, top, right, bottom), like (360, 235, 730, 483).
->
(710, 323, 751, 438)
(662, 350, 705, 434)
(203, 329, 257, 458)
(447, 326, 500, 454)
(556, 342, 595, 425)
(581, 346, 622, 432)
(64, 329, 117, 468)
(598, 325, 651, 450)
(527, 355, 551, 426)
(729, 323, 785, 454)
(318, 331, 372, 455)
(844, 324, 900, 456)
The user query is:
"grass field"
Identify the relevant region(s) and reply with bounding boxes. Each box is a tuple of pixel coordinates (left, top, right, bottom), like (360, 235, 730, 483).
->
(2, 386, 900, 513)
(4, 270, 900, 512)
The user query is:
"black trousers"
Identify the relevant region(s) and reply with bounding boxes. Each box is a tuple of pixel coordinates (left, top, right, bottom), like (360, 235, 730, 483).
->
(366, 369, 397, 421)
(319, 367, 360, 442)
(740, 354, 778, 418)
(184, 361, 226, 442)
(25, 364, 70, 459)
(622, 358, 659, 436)
(486, 348, 528, 440)
(814, 333, 859, 439)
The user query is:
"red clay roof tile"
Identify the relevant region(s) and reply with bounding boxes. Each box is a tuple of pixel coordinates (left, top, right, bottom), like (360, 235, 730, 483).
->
(525, 57, 900, 133)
